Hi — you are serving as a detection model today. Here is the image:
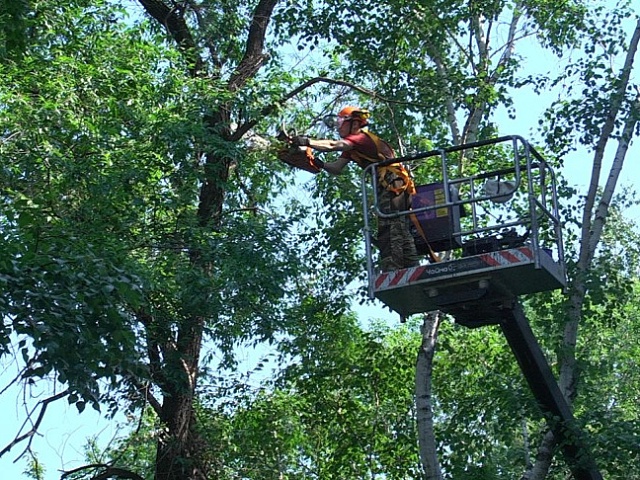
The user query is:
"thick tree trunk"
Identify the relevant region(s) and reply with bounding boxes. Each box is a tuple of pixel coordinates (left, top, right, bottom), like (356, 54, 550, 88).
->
(133, 0, 278, 476)
(154, 315, 207, 480)
(415, 312, 443, 480)
(156, 396, 205, 480)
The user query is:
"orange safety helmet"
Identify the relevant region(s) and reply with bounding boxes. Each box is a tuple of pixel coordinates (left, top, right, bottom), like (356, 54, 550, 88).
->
(338, 106, 370, 125)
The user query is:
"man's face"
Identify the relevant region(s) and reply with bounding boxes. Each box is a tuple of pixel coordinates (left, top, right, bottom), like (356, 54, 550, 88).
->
(337, 116, 359, 138)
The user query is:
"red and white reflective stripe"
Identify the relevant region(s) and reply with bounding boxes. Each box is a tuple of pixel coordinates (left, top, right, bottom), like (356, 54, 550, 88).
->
(480, 247, 533, 267)
(375, 265, 427, 289)
(374, 247, 536, 290)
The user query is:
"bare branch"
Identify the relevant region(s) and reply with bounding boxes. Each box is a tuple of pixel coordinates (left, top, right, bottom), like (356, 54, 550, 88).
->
(490, 7, 523, 83)
(472, 13, 488, 71)
(0, 364, 31, 396)
(0, 131, 21, 145)
(0, 389, 70, 461)
(230, 76, 429, 142)
(588, 94, 639, 254)
(61, 463, 146, 480)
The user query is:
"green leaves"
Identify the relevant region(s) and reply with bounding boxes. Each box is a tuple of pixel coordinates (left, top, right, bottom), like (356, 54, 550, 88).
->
(540, 2, 637, 155)
(3, 234, 144, 406)
(197, 315, 423, 479)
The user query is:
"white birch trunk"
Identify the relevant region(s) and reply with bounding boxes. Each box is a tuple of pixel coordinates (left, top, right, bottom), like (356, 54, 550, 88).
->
(415, 312, 444, 480)
(525, 18, 640, 480)
(414, 8, 525, 476)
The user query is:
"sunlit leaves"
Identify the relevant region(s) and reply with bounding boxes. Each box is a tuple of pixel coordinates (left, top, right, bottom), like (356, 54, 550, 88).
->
(200, 315, 424, 479)
(2, 1, 640, 479)
(539, 2, 637, 155)
(0, 0, 307, 416)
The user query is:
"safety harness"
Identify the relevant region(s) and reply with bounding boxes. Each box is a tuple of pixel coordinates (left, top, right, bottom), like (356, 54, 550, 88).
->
(409, 213, 440, 263)
(350, 131, 441, 263)
(349, 131, 416, 195)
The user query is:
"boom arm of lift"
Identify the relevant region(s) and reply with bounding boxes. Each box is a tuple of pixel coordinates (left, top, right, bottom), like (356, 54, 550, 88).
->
(500, 301, 603, 480)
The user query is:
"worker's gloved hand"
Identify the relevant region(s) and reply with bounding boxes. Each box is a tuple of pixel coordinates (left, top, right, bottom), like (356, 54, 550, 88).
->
(291, 135, 310, 147)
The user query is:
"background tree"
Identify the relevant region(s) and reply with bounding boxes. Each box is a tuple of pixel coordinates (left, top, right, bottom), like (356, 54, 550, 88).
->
(524, 6, 640, 477)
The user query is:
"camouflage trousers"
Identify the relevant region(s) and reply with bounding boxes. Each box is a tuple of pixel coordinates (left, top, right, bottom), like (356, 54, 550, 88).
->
(377, 177, 420, 272)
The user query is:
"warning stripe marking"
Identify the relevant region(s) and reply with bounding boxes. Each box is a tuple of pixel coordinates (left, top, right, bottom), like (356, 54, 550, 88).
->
(374, 247, 536, 290)
(480, 247, 533, 267)
(409, 266, 427, 282)
(375, 265, 426, 289)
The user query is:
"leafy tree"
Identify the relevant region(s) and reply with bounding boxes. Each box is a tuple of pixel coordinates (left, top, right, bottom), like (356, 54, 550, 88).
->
(0, 1, 324, 478)
(523, 4, 640, 478)
(137, 311, 424, 479)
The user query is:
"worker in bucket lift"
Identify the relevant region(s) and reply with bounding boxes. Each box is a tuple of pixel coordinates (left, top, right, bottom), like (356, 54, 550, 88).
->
(290, 106, 420, 272)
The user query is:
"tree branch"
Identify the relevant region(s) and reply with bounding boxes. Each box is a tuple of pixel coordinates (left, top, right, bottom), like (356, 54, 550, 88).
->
(472, 12, 488, 72)
(187, 0, 223, 73)
(227, 0, 279, 92)
(431, 54, 462, 145)
(420, 4, 475, 70)
(588, 93, 639, 255)
(580, 18, 640, 268)
(490, 6, 522, 83)
(0, 363, 32, 396)
(61, 463, 145, 480)
(0, 389, 70, 461)
(229, 76, 429, 142)
(456, 10, 502, 162)
(136, 0, 204, 76)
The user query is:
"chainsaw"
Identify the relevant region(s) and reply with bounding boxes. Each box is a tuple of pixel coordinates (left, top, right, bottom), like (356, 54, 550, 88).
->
(275, 128, 322, 174)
